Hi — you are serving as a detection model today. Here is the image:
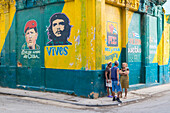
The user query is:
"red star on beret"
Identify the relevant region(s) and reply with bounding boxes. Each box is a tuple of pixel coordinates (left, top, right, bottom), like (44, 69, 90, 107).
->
(24, 20, 37, 33)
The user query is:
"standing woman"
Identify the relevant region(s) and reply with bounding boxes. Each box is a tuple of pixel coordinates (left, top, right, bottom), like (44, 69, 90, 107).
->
(119, 63, 129, 99)
(105, 62, 112, 97)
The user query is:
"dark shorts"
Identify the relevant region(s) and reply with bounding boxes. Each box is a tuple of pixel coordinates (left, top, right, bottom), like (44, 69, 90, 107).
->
(112, 81, 122, 92)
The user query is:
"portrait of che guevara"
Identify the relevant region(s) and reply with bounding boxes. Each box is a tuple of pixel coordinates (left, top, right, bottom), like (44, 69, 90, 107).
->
(47, 13, 72, 46)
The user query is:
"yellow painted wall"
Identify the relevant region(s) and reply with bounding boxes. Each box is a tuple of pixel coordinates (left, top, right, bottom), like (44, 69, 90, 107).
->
(102, 4, 135, 65)
(0, 0, 16, 54)
(156, 15, 170, 66)
(44, 0, 96, 70)
(163, 15, 169, 65)
(103, 4, 122, 64)
(122, 10, 134, 48)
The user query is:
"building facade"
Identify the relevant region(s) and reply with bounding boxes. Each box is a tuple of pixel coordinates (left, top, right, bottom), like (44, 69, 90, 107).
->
(0, 0, 169, 98)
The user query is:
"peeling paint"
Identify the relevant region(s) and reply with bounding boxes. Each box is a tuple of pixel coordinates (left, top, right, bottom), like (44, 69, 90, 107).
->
(69, 63, 74, 66)
(85, 60, 89, 70)
(17, 62, 22, 67)
(90, 92, 99, 99)
(93, 28, 96, 40)
(75, 35, 80, 45)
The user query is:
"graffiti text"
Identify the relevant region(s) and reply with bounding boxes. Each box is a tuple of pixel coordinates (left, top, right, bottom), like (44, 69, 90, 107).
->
(105, 53, 118, 61)
(128, 46, 141, 53)
(21, 50, 40, 59)
(105, 47, 120, 53)
(46, 46, 68, 56)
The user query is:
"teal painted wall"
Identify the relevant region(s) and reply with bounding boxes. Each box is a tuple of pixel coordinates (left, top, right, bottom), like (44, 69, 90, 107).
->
(128, 13, 142, 85)
(0, 14, 17, 88)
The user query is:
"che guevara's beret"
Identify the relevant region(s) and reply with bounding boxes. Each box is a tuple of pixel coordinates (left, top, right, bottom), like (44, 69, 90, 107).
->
(24, 20, 37, 33)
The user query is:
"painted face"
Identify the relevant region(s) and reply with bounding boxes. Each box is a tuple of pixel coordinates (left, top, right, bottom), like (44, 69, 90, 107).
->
(25, 28, 38, 49)
(52, 19, 65, 37)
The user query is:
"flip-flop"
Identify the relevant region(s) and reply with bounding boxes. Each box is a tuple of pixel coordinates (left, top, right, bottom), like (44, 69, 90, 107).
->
(107, 95, 113, 98)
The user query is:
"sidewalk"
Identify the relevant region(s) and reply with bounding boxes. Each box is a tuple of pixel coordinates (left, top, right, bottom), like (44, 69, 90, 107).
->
(0, 83, 170, 107)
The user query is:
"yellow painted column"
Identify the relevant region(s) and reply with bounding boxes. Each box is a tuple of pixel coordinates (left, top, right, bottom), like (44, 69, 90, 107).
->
(75, 0, 82, 69)
(163, 15, 169, 65)
(80, 0, 87, 70)
(121, 8, 128, 62)
(121, 8, 127, 48)
(96, 0, 105, 70)
(74, 0, 96, 70)
(86, 0, 96, 70)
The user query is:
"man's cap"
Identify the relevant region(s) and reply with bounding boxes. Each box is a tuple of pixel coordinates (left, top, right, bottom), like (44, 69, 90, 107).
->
(24, 20, 37, 33)
(114, 61, 119, 65)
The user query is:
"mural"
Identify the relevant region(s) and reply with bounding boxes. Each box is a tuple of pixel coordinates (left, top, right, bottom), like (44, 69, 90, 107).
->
(105, 21, 120, 63)
(22, 20, 40, 50)
(107, 22, 118, 47)
(128, 31, 141, 62)
(45, 13, 72, 57)
(21, 20, 40, 59)
(47, 13, 72, 46)
(45, 12, 75, 69)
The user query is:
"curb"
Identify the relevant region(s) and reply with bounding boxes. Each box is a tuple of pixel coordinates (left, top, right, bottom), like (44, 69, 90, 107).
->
(0, 91, 142, 107)
(0, 88, 170, 107)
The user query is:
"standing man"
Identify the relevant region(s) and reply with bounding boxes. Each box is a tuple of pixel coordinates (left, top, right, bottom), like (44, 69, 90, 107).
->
(105, 62, 112, 97)
(111, 61, 122, 103)
(22, 20, 40, 50)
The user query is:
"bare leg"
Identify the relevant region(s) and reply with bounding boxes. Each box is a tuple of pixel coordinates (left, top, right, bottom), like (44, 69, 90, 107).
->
(112, 91, 115, 97)
(117, 91, 121, 98)
(107, 87, 110, 96)
(120, 88, 123, 98)
(110, 87, 112, 96)
(112, 91, 116, 101)
(124, 88, 128, 99)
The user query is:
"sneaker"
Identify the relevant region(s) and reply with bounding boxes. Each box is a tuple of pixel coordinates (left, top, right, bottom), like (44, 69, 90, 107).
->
(116, 98, 122, 103)
(112, 97, 116, 101)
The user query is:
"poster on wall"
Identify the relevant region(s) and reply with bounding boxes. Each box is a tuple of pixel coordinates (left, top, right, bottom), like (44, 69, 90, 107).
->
(105, 21, 120, 63)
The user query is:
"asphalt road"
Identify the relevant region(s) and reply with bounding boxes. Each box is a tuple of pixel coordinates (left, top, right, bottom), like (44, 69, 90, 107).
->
(96, 90, 170, 113)
(0, 90, 170, 113)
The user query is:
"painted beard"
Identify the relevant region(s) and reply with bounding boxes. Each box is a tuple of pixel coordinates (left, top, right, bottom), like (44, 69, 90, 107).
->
(53, 30, 66, 41)
(55, 31, 62, 37)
